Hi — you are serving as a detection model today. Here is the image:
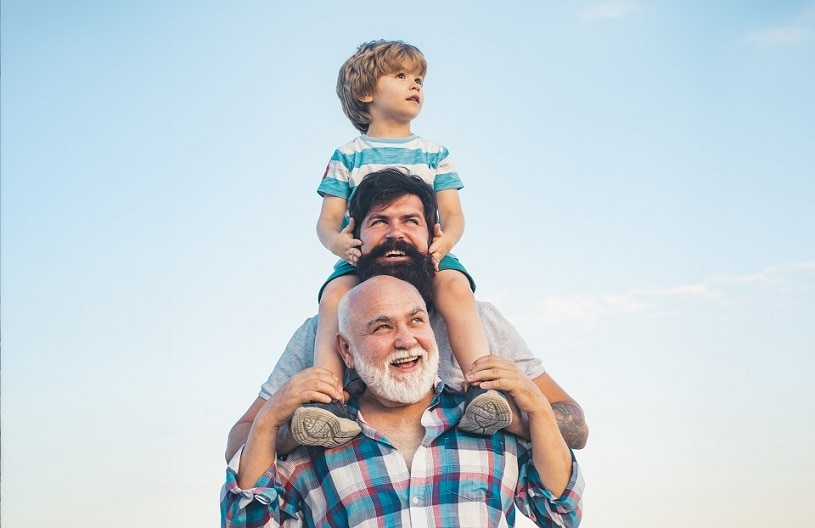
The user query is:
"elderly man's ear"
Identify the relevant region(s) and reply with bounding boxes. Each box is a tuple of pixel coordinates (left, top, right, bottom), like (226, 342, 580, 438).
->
(336, 334, 354, 369)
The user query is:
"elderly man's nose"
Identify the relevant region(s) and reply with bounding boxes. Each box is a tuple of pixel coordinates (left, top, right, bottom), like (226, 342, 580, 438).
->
(394, 325, 417, 347)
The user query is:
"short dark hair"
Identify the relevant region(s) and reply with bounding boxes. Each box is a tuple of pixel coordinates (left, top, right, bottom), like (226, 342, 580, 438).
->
(348, 168, 438, 240)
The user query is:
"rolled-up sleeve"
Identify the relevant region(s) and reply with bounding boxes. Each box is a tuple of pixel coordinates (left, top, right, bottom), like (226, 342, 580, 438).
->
(516, 451, 584, 528)
(220, 449, 285, 528)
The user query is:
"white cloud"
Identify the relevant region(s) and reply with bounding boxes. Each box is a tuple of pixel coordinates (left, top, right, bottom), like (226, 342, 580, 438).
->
(577, 2, 638, 24)
(744, 25, 813, 48)
(524, 261, 815, 326)
(743, 5, 815, 48)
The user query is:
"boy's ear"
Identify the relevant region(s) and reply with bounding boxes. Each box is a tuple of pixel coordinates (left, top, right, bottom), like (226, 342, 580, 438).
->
(357, 93, 373, 103)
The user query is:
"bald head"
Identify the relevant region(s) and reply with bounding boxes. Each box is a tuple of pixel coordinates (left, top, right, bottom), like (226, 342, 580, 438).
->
(337, 275, 427, 337)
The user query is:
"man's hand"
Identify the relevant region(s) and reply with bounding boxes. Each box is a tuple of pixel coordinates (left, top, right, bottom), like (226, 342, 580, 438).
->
(329, 219, 362, 265)
(259, 367, 346, 429)
(465, 356, 549, 418)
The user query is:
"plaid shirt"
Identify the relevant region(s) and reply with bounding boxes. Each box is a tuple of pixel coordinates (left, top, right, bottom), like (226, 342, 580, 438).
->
(221, 382, 583, 528)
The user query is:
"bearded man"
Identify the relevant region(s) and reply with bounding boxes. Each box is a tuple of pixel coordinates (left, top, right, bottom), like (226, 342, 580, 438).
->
(226, 168, 588, 460)
(221, 276, 584, 528)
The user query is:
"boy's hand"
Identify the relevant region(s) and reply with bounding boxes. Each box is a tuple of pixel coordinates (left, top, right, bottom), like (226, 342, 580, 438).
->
(429, 223, 453, 269)
(330, 218, 362, 265)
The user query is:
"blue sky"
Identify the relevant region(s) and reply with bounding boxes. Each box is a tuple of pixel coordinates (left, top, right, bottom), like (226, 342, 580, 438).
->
(2, 2, 814, 526)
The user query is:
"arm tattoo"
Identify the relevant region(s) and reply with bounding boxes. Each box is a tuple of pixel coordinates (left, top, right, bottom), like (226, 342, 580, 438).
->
(551, 402, 588, 449)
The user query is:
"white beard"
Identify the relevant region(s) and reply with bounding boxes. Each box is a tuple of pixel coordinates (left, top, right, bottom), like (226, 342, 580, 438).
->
(354, 345, 439, 404)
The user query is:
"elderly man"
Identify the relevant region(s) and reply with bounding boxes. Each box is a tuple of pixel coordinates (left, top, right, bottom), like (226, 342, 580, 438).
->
(226, 168, 588, 460)
(221, 276, 584, 527)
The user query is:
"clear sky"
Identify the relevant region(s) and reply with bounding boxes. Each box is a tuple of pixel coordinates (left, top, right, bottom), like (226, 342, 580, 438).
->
(2, 1, 814, 527)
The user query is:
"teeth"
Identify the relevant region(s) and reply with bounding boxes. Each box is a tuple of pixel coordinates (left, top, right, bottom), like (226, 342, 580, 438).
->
(391, 356, 419, 365)
(385, 250, 406, 257)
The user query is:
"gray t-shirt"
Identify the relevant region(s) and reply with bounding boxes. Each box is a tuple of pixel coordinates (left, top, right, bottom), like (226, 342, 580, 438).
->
(259, 301, 545, 398)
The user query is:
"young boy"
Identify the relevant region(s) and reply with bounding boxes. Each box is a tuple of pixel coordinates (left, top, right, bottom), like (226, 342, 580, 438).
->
(291, 40, 511, 447)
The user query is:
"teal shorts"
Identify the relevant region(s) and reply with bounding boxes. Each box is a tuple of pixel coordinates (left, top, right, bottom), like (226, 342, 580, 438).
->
(318, 253, 475, 301)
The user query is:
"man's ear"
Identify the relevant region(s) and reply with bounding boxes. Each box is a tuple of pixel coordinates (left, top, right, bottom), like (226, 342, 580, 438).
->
(336, 334, 354, 368)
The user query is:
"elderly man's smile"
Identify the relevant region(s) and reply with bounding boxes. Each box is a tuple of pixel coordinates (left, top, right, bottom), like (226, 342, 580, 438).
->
(390, 353, 422, 372)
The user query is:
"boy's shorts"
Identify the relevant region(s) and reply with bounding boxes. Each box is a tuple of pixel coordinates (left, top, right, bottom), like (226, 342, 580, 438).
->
(318, 253, 476, 301)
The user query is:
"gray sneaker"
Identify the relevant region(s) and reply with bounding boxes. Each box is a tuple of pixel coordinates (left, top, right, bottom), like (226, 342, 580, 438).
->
(290, 402, 362, 448)
(458, 386, 513, 436)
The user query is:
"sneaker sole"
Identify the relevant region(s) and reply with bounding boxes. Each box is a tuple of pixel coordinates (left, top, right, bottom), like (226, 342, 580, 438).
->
(458, 390, 513, 436)
(290, 406, 362, 448)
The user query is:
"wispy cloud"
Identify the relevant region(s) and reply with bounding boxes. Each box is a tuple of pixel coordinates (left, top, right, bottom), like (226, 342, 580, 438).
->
(524, 262, 815, 326)
(577, 2, 638, 24)
(744, 26, 813, 48)
(743, 5, 815, 48)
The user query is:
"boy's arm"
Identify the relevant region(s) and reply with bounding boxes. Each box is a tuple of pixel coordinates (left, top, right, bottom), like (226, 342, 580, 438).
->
(316, 195, 361, 263)
(430, 189, 465, 263)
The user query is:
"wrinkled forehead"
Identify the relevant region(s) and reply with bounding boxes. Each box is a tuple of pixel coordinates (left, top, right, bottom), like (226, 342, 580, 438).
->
(364, 195, 427, 223)
(351, 276, 427, 321)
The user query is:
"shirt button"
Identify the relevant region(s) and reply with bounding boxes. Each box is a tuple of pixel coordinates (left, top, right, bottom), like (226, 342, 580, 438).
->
(412, 497, 419, 505)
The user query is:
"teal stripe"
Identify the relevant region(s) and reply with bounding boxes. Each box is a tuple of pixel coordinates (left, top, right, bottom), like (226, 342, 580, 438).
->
(317, 178, 351, 199)
(337, 147, 448, 170)
(434, 172, 464, 191)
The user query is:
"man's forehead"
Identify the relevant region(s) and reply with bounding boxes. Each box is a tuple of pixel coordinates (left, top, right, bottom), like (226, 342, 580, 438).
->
(366, 195, 425, 218)
(352, 277, 427, 321)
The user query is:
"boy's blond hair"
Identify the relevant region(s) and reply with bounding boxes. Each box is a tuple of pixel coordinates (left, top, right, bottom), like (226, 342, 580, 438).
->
(336, 40, 427, 134)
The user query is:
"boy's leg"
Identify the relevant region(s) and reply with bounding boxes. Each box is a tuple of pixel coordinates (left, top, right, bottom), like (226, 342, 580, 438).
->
(433, 269, 514, 436)
(290, 274, 361, 448)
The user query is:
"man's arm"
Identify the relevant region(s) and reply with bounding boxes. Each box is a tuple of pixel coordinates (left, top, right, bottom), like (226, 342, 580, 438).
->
(226, 317, 320, 462)
(226, 398, 308, 462)
(235, 367, 344, 488)
(475, 302, 589, 448)
(533, 373, 589, 449)
(467, 356, 576, 498)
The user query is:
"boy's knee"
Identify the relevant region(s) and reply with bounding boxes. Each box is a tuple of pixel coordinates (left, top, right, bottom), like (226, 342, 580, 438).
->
(320, 275, 358, 306)
(433, 270, 473, 299)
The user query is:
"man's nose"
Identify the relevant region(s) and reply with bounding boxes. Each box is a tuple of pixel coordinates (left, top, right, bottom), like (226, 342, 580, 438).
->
(385, 222, 404, 239)
(394, 324, 417, 348)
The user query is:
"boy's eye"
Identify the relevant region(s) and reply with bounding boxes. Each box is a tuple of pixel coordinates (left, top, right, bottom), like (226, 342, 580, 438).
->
(396, 72, 406, 79)
(414, 78, 423, 86)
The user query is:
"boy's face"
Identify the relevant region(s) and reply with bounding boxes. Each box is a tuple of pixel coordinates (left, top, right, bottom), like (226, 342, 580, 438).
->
(361, 67, 424, 127)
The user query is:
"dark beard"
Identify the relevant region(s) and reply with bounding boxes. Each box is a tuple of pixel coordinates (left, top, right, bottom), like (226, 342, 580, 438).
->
(356, 240, 436, 310)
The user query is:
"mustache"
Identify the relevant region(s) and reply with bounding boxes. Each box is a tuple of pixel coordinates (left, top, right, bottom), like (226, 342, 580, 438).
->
(356, 239, 436, 310)
(363, 239, 427, 260)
